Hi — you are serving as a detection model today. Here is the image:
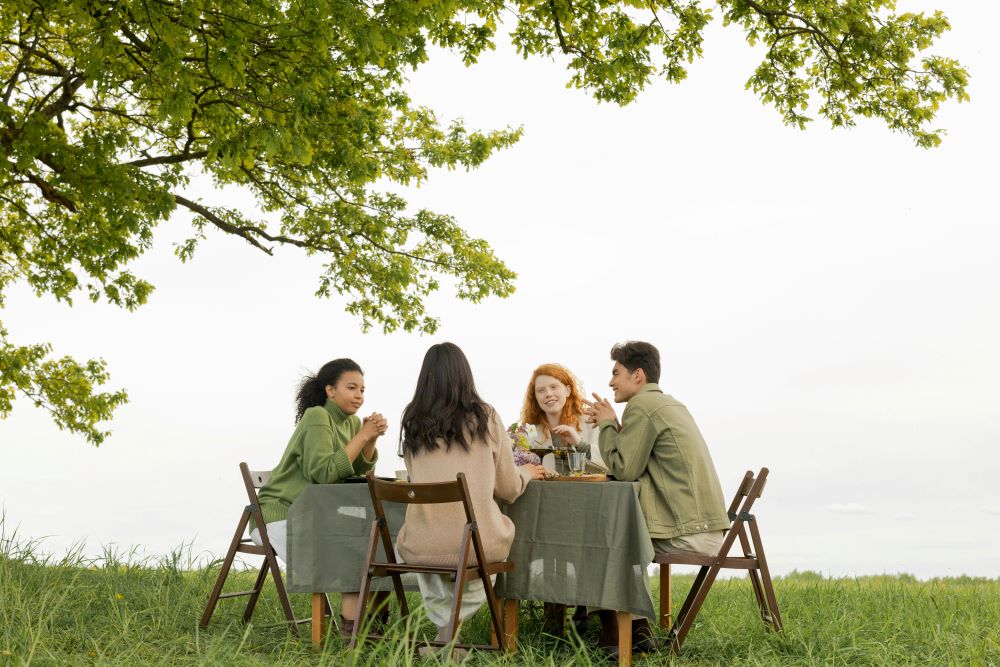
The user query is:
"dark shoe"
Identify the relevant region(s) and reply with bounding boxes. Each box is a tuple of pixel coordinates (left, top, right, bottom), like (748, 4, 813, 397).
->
(371, 591, 391, 629)
(571, 605, 592, 635)
(595, 613, 658, 658)
(542, 602, 567, 636)
(595, 610, 618, 651)
(631, 617, 659, 654)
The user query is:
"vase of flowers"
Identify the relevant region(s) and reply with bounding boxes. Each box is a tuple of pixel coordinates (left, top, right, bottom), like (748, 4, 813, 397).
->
(508, 422, 541, 466)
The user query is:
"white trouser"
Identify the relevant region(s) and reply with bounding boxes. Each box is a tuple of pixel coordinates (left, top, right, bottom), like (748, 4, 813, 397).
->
(416, 573, 496, 628)
(250, 520, 287, 563)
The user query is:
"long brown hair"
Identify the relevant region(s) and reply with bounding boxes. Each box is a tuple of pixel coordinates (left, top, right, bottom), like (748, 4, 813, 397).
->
(519, 363, 585, 435)
(400, 342, 493, 455)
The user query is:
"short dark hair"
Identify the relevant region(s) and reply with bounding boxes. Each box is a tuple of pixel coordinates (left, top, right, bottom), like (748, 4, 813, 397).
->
(610, 341, 661, 384)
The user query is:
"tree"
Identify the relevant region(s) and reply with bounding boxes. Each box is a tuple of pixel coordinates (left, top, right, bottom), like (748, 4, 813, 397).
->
(0, 0, 969, 445)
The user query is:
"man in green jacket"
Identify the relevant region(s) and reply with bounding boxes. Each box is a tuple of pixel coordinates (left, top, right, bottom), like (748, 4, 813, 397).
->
(584, 340, 729, 655)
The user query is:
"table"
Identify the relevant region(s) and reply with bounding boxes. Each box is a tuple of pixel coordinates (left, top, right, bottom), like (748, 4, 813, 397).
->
(287, 480, 655, 666)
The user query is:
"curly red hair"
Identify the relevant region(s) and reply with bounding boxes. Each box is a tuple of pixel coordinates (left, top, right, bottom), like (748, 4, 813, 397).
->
(519, 363, 585, 435)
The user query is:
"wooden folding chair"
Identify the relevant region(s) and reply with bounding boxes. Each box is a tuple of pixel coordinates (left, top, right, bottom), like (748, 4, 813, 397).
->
(199, 462, 329, 634)
(657, 467, 782, 653)
(348, 471, 514, 658)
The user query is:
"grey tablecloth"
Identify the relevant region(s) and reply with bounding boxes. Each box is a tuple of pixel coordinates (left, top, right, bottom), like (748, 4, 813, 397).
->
(286, 480, 655, 619)
(495, 481, 655, 619)
(286, 483, 415, 592)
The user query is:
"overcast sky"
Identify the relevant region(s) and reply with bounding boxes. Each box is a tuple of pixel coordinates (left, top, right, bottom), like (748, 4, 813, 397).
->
(2, 2, 997, 579)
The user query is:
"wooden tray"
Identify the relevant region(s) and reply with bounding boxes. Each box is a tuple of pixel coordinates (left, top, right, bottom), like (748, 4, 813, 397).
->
(547, 473, 608, 482)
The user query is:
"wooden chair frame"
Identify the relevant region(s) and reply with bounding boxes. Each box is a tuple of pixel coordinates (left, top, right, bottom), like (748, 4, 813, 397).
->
(348, 471, 513, 657)
(199, 462, 329, 634)
(657, 467, 783, 653)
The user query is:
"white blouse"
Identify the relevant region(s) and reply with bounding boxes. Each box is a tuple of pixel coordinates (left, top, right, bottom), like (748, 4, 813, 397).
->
(526, 416, 606, 468)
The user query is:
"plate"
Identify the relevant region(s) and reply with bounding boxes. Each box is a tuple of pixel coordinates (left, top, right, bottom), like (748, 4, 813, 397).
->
(546, 473, 608, 482)
(342, 476, 395, 483)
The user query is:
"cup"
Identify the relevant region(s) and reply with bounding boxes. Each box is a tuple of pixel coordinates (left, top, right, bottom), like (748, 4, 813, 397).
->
(395, 469, 409, 482)
(568, 451, 587, 476)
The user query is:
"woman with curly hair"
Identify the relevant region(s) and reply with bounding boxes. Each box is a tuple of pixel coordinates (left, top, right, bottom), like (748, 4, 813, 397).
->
(517, 363, 605, 636)
(519, 363, 606, 470)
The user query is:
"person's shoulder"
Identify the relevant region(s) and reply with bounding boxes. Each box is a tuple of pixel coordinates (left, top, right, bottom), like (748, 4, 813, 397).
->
(299, 405, 333, 427)
(629, 386, 679, 412)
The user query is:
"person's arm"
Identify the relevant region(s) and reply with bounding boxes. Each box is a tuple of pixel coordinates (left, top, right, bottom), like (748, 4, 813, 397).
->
(302, 424, 356, 484)
(350, 415, 383, 474)
(492, 415, 533, 502)
(598, 404, 657, 481)
(344, 413, 384, 464)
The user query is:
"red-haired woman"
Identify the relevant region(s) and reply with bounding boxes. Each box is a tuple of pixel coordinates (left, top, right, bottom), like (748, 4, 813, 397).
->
(518, 363, 604, 635)
(519, 363, 606, 470)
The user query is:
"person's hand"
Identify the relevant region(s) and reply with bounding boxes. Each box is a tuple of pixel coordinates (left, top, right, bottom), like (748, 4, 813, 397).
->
(361, 412, 388, 442)
(520, 463, 548, 481)
(551, 424, 581, 446)
(583, 393, 617, 425)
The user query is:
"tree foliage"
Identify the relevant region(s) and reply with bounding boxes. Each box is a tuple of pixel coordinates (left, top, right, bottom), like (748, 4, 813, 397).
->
(0, 0, 968, 444)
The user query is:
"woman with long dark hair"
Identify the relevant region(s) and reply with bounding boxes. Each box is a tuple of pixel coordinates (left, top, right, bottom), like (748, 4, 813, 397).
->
(396, 343, 545, 646)
(251, 358, 387, 632)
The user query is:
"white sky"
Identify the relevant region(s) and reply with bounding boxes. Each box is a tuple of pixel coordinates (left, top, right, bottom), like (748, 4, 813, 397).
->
(1, 2, 998, 579)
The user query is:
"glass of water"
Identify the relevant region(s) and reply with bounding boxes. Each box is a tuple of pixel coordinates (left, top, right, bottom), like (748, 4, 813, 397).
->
(568, 451, 587, 476)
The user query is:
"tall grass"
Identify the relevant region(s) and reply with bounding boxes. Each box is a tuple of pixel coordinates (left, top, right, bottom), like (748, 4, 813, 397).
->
(1, 526, 997, 665)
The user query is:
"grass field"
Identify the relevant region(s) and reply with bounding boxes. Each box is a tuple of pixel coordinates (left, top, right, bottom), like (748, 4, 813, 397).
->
(2, 531, 998, 666)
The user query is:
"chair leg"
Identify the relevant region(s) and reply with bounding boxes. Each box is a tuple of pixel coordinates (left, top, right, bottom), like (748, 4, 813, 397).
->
(747, 568, 771, 625)
(659, 563, 672, 629)
(350, 520, 381, 648)
(671, 565, 721, 653)
(758, 562, 783, 631)
(242, 559, 270, 624)
(390, 573, 409, 620)
(443, 527, 473, 648)
(266, 551, 297, 635)
(749, 520, 783, 631)
(672, 565, 708, 634)
(323, 593, 334, 617)
(479, 566, 506, 651)
(200, 511, 251, 628)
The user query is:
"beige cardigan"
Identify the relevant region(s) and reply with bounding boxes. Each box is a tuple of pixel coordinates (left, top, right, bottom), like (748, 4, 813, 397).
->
(397, 411, 532, 567)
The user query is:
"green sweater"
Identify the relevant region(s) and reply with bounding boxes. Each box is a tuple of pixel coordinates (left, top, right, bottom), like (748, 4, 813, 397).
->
(598, 384, 729, 540)
(253, 399, 378, 529)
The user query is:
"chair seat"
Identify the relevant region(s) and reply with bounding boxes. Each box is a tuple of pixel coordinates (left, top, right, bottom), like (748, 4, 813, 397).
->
(655, 552, 758, 568)
(370, 560, 514, 577)
(236, 544, 269, 556)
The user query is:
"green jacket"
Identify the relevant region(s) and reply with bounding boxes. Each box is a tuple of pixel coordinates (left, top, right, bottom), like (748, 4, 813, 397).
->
(598, 384, 728, 539)
(253, 399, 378, 529)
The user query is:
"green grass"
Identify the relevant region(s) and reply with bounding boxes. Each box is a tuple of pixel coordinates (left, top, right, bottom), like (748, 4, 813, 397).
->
(1, 531, 998, 666)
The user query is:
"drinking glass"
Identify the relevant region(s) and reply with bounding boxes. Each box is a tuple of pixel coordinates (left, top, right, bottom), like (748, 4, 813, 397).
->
(568, 451, 587, 476)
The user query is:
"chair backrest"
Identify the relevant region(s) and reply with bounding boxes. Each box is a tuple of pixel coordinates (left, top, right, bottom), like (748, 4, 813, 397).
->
(239, 462, 271, 504)
(725, 469, 768, 519)
(714, 467, 769, 560)
(366, 471, 478, 528)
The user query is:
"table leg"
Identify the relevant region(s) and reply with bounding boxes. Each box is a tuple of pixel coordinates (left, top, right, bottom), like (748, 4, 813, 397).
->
(617, 611, 632, 667)
(311, 592, 325, 646)
(502, 599, 519, 651)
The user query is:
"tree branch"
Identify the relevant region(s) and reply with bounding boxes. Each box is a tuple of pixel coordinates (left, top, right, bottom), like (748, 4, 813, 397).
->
(127, 151, 208, 168)
(172, 193, 273, 254)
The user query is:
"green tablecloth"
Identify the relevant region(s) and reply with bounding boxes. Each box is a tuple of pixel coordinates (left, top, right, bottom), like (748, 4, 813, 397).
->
(286, 483, 415, 593)
(286, 480, 655, 619)
(496, 481, 655, 619)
